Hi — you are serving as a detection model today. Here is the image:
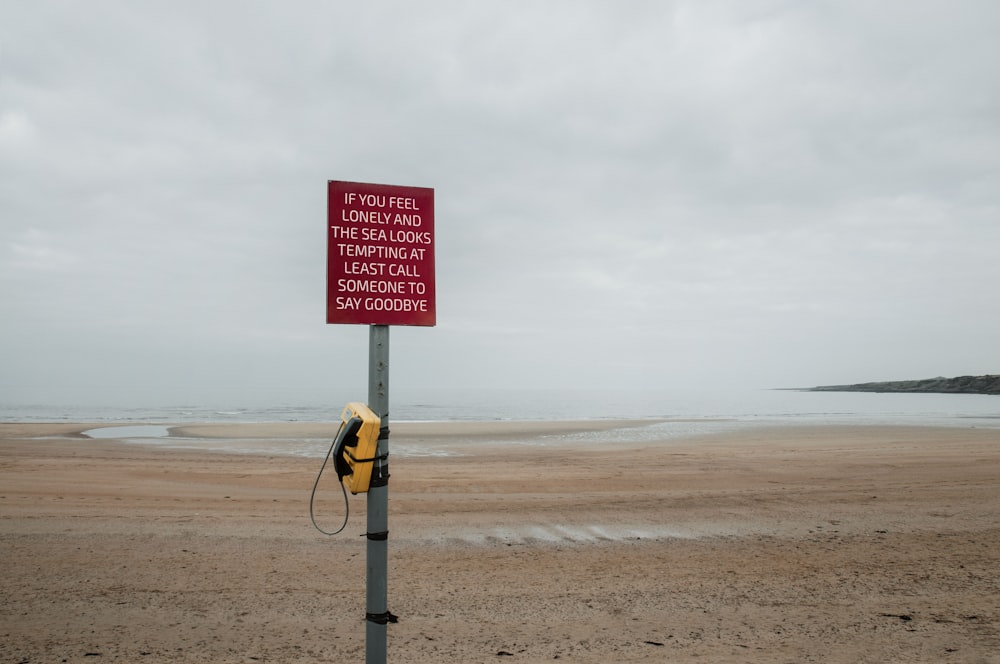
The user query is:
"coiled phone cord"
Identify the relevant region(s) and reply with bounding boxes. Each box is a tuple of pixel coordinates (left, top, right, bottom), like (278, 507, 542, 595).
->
(309, 434, 350, 535)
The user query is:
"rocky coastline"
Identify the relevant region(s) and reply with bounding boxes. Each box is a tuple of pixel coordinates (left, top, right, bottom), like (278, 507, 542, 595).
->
(809, 374, 1000, 395)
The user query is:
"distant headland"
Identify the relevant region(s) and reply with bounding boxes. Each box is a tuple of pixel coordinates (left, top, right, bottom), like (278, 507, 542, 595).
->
(807, 375, 1000, 395)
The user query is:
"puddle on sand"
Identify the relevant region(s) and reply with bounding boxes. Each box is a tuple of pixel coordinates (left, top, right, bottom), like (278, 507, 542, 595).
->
(84, 425, 172, 439)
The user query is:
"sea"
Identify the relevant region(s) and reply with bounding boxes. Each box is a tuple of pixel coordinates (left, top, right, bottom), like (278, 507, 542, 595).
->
(3, 387, 998, 457)
(3, 387, 998, 429)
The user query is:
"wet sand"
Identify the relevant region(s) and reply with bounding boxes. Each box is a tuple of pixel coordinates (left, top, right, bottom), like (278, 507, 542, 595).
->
(2, 421, 999, 663)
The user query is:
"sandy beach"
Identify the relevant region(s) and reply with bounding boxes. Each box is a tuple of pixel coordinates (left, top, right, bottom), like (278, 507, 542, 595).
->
(2, 420, 999, 663)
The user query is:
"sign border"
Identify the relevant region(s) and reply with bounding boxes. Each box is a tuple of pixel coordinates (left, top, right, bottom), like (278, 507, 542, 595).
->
(326, 180, 436, 327)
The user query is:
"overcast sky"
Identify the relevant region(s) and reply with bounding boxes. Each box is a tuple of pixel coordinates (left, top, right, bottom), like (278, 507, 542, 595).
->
(2, 1, 999, 407)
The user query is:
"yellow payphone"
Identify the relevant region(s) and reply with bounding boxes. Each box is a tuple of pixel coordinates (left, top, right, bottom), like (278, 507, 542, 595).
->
(331, 402, 382, 495)
(309, 402, 383, 536)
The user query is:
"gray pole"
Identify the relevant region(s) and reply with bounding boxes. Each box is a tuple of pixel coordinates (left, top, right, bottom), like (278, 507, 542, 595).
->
(366, 324, 390, 663)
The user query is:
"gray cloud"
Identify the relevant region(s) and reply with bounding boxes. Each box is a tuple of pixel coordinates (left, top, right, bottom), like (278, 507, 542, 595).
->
(2, 1, 998, 406)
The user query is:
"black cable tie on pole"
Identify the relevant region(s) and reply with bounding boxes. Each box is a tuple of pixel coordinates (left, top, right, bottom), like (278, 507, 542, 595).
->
(366, 611, 398, 625)
(378, 426, 390, 440)
(364, 530, 388, 541)
(369, 463, 390, 488)
(346, 451, 389, 464)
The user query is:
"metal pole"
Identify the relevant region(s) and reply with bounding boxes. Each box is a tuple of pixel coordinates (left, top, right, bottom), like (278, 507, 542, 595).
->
(366, 324, 390, 663)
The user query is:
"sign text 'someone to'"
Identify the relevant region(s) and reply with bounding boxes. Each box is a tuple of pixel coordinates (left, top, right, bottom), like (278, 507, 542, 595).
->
(327, 180, 436, 326)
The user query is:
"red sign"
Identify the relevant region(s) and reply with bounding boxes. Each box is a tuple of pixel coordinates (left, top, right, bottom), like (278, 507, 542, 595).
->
(327, 180, 435, 326)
